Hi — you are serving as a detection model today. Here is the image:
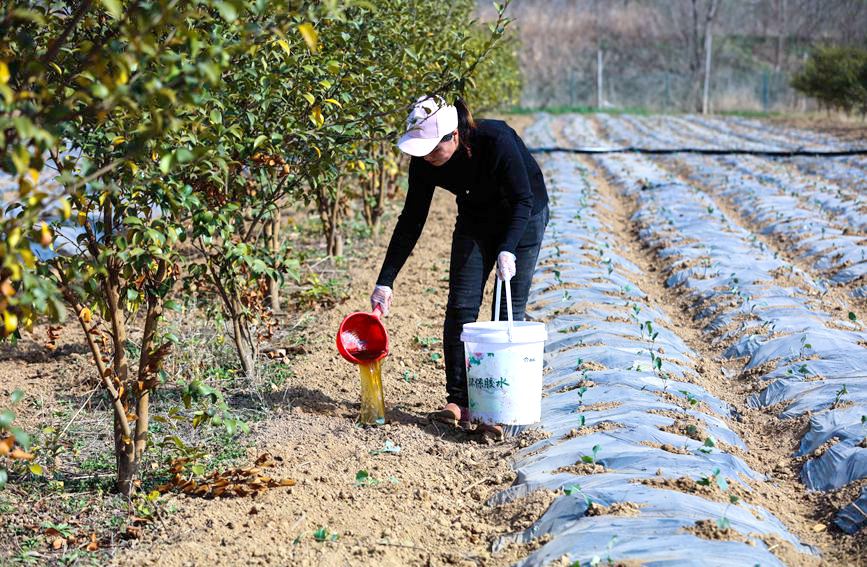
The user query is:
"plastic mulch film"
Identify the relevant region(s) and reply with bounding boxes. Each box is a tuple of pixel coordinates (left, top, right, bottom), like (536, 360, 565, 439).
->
(489, 137, 815, 564)
(834, 486, 867, 534)
(575, 115, 866, 519)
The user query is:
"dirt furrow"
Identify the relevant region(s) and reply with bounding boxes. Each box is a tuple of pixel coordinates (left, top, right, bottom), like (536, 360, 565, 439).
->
(551, 114, 865, 564)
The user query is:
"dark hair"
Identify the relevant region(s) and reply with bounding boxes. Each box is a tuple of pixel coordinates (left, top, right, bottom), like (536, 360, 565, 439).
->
(454, 97, 475, 157)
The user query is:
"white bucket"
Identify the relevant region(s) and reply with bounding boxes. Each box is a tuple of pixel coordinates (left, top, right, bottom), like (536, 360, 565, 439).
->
(461, 278, 547, 425)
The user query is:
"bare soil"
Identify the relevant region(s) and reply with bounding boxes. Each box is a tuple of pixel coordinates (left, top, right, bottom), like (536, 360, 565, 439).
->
(98, 188, 551, 567)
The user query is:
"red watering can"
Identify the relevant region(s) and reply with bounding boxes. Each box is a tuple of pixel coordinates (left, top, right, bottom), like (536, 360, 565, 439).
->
(336, 306, 389, 364)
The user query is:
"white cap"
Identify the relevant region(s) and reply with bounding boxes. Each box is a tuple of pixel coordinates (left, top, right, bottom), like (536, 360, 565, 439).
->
(397, 95, 458, 157)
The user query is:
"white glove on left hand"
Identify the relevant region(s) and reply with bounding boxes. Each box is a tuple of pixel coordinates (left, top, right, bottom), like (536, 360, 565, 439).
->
(496, 251, 516, 281)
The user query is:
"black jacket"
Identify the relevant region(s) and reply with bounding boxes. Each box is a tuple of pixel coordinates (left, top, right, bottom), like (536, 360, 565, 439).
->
(376, 119, 548, 287)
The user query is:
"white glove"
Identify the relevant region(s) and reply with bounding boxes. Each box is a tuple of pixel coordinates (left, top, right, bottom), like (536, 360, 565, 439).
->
(370, 285, 393, 315)
(496, 251, 516, 281)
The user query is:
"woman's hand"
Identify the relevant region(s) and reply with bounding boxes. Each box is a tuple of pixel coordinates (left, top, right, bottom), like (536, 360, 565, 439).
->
(496, 251, 516, 281)
(370, 285, 393, 315)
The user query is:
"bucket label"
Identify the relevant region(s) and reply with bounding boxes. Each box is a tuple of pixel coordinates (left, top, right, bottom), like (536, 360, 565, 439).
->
(465, 344, 543, 425)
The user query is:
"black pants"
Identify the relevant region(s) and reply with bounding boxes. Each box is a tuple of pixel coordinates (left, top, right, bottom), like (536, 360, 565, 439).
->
(443, 205, 549, 408)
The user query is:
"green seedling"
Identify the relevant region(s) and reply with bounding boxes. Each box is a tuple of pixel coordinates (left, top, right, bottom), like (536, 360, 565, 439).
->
(649, 351, 663, 372)
(799, 335, 813, 356)
(640, 320, 658, 342)
(686, 424, 699, 438)
(355, 469, 378, 486)
(414, 335, 441, 348)
(848, 311, 857, 322)
(697, 467, 728, 491)
(563, 483, 592, 507)
(586, 535, 618, 567)
(553, 269, 563, 284)
(833, 384, 849, 407)
(581, 444, 601, 464)
(577, 414, 586, 428)
(559, 324, 582, 334)
(313, 527, 339, 542)
(41, 521, 75, 539)
(401, 370, 415, 383)
(699, 436, 717, 454)
(679, 390, 699, 407)
(369, 440, 401, 455)
(576, 386, 588, 405)
(717, 494, 740, 530)
(429, 352, 442, 362)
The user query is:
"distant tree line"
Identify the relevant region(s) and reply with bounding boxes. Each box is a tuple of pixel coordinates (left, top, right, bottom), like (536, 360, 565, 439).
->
(477, 0, 867, 112)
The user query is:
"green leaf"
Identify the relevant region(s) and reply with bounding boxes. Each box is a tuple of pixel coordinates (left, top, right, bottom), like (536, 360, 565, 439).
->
(355, 470, 370, 484)
(99, 0, 122, 18)
(209, 110, 223, 125)
(215, 1, 238, 22)
(10, 390, 24, 404)
(0, 409, 14, 429)
(175, 148, 194, 163)
(28, 463, 43, 476)
(159, 153, 173, 174)
(191, 464, 205, 476)
(0, 468, 7, 489)
(13, 429, 30, 450)
(849, 311, 857, 322)
(253, 135, 268, 150)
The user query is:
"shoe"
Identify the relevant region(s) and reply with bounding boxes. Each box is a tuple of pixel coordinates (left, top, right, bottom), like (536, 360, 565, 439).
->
(471, 421, 504, 443)
(428, 403, 471, 430)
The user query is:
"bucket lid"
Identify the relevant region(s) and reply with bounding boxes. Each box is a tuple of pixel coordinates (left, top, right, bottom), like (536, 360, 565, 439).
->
(461, 321, 547, 344)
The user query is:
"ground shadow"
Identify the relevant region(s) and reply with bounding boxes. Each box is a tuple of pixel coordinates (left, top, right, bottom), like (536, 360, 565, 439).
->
(0, 340, 89, 363)
(272, 385, 479, 443)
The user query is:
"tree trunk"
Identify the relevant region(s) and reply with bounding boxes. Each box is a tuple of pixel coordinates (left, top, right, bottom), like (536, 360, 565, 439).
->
(596, 48, 604, 109)
(265, 217, 280, 313)
(318, 178, 343, 257)
(372, 144, 387, 232)
(775, 0, 787, 72)
(701, 0, 718, 115)
(231, 311, 256, 379)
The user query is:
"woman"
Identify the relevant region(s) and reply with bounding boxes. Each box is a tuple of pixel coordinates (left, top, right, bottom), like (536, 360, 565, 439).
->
(370, 95, 549, 440)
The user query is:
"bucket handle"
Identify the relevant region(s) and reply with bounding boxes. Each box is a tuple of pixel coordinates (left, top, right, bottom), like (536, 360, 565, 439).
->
(494, 277, 514, 342)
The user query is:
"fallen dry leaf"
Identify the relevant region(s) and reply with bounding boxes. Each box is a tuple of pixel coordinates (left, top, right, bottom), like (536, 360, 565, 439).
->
(157, 454, 294, 499)
(126, 525, 143, 539)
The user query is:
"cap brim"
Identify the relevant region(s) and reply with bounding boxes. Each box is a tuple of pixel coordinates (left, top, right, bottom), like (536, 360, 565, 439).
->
(397, 133, 439, 157)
